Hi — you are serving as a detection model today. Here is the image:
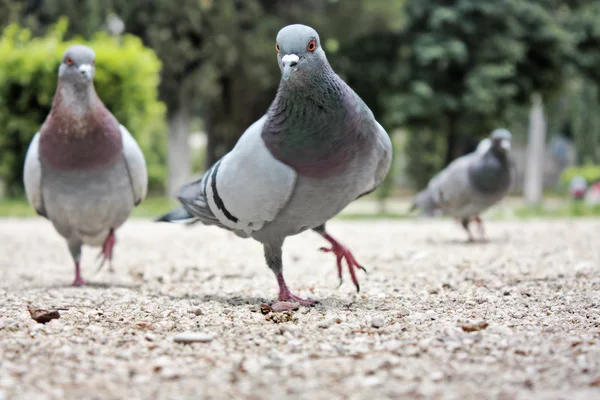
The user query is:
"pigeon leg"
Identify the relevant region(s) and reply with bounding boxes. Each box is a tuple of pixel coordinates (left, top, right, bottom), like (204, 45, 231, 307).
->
(264, 241, 318, 311)
(275, 273, 319, 309)
(461, 218, 475, 242)
(313, 224, 367, 292)
(72, 262, 86, 286)
(96, 229, 116, 273)
(474, 215, 485, 240)
(68, 240, 86, 286)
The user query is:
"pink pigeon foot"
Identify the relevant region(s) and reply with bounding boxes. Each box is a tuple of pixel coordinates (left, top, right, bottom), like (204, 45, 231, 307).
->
(271, 273, 318, 311)
(319, 233, 367, 292)
(96, 229, 116, 272)
(72, 262, 86, 286)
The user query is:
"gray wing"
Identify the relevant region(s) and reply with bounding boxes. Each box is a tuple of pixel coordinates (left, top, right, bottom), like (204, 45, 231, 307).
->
(428, 154, 478, 217)
(23, 132, 45, 217)
(179, 116, 298, 236)
(371, 122, 393, 191)
(120, 125, 148, 206)
(356, 121, 393, 198)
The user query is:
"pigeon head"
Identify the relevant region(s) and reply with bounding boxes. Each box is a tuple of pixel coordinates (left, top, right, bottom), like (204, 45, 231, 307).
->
(275, 24, 327, 81)
(58, 45, 96, 85)
(490, 128, 512, 153)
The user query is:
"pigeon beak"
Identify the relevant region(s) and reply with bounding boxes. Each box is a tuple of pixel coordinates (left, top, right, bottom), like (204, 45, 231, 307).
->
(500, 139, 511, 151)
(78, 64, 93, 81)
(281, 54, 299, 81)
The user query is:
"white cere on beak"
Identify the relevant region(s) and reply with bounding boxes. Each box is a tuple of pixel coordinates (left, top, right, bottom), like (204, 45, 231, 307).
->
(501, 139, 511, 151)
(78, 64, 93, 74)
(281, 54, 299, 64)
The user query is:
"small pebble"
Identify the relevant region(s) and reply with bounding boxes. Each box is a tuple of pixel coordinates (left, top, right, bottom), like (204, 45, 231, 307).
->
(430, 371, 444, 382)
(318, 318, 335, 329)
(160, 368, 181, 380)
(397, 307, 411, 317)
(173, 332, 214, 344)
(371, 316, 385, 328)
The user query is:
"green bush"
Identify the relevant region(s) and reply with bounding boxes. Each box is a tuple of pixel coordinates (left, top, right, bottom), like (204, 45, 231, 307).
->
(0, 19, 167, 195)
(560, 164, 600, 187)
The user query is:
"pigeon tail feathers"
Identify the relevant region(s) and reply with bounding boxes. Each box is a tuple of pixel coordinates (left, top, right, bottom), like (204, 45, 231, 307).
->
(155, 207, 197, 224)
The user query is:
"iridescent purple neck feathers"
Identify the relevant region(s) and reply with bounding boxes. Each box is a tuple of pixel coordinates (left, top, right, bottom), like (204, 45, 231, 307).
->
(261, 69, 373, 179)
(39, 81, 122, 170)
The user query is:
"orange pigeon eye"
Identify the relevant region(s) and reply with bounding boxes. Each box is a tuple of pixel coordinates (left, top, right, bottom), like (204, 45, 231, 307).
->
(92, 60, 96, 66)
(275, 43, 280, 53)
(65, 57, 74, 66)
(307, 40, 316, 52)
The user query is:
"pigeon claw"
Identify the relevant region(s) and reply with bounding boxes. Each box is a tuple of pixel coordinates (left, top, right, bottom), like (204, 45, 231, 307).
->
(273, 293, 319, 310)
(320, 234, 367, 293)
(72, 276, 86, 287)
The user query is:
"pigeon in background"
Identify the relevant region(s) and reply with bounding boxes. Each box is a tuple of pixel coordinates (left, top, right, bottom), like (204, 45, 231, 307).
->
(23, 45, 148, 286)
(410, 129, 512, 241)
(157, 24, 392, 310)
(410, 135, 495, 217)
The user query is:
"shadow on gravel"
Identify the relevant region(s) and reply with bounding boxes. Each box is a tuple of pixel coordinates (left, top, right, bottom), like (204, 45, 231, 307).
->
(8, 281, 143, 291)
(162, 292, 360, 311)
(426, 237, 511, 245)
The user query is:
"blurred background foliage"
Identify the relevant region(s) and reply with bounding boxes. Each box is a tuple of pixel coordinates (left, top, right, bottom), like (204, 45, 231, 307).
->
(0, 0, 599, 199)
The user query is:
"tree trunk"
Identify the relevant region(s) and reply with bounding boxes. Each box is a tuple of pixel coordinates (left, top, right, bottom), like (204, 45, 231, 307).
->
(523, 93, 546, 205)
(445, 113, 459, 166)
(167, 105, 192, 197)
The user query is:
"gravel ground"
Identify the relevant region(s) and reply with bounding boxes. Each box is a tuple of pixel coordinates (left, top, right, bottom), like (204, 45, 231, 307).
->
(1, 218, 599, 400)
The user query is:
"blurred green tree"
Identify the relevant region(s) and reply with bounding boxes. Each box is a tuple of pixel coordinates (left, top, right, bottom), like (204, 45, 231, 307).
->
(0, 20, 166, 195)
(115, 0, 404, 194)
(113, 0, 286, 195)
(566, 0, 600, 86)
(384, 0, 573, 187)
(6, 0, 600, 195)
(4, 0, 404, 197)
(2, 0, 111, 37)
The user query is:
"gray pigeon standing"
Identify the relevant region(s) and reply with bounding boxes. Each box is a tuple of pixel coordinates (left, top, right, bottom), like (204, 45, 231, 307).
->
(411, 129, 512, 241)
(23, 45, 148, 286)
(410, 135, 494, 217)
(157, 24, 392, 310)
